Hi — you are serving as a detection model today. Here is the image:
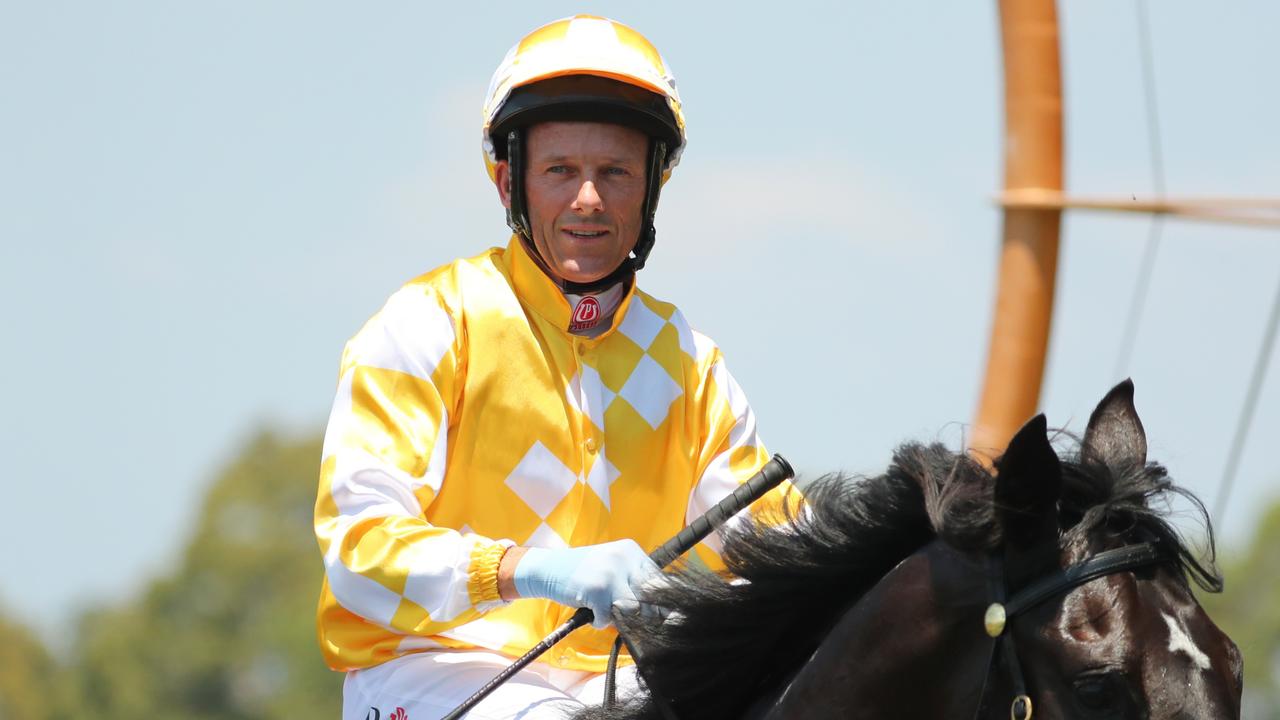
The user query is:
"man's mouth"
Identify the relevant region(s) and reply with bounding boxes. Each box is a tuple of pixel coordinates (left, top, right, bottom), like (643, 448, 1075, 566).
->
(564, 229, 609, 239)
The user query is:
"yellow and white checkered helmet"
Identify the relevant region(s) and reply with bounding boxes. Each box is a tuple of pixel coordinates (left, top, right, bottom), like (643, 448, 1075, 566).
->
(481, 14, 686, 184)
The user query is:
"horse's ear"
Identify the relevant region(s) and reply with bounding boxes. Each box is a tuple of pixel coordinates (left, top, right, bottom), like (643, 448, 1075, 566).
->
(1082, 379, 1147, 471)
(994, 414, 1063, 586)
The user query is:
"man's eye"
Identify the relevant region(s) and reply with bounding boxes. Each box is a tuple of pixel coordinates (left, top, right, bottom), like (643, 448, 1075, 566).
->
(604, 167, 629, 176)
(547, 165, 570, 174)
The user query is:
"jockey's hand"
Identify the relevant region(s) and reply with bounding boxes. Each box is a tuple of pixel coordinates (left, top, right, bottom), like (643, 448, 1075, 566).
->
(513, 539, 660, 629)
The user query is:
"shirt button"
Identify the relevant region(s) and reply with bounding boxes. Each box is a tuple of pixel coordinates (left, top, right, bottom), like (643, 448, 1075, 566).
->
(577, 344, 586, 356)
(585, 438, 597, 453)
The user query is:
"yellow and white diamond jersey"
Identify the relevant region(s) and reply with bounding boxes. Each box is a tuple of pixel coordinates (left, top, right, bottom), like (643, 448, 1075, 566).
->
(314, 236, 793, 673)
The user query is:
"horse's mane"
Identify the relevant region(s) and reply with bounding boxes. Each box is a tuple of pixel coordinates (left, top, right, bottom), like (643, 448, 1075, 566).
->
(575, 438, 1222, 720)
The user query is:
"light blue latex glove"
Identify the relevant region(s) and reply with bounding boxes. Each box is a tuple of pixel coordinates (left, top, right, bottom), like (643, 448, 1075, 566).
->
(513, 539, 661, 629)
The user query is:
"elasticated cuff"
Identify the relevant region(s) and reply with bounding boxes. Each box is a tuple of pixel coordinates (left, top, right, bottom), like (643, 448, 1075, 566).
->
(467, 538, 515, 606)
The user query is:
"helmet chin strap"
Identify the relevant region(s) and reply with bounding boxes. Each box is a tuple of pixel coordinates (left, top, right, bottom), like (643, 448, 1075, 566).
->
(505, 130, 666, 294)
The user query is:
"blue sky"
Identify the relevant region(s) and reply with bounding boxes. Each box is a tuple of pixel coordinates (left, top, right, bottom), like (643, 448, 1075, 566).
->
(2, 1, 1276, 643)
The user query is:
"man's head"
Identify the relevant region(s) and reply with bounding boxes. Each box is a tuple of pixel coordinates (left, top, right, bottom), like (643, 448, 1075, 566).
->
(482, 16, 685, 291)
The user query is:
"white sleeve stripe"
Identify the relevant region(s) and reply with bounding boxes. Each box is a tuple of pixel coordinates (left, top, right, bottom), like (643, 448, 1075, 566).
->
(668, 308, 697, 358)
(321, 511, 478, 625)
(691, 329, 717, 366)
(710, 360, 749, 419)
(330, 464, 425, 517)
(321, 369, 449, 494)
(320, 503, 416, 563)
(320, 370, 355, 460)
(324, 550, 404, 629)
(401, 533, 481, 623)
(711, 360, 758, 450)
(396, 635, 446, 653)
(728, 414, 759, 455)
(348, 288, 455, 382)
(685, 451, 744, 556)
(421, 421, 448, 496)
(439, 618, 519, 651)
(686, 356, 764, 558)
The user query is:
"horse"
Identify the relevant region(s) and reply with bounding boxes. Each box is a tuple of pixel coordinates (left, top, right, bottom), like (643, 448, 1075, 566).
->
(577, 380, 1243, 719)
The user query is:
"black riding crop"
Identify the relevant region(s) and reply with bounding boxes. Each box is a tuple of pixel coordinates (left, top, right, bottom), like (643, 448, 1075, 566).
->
(440, 453, 795, 720)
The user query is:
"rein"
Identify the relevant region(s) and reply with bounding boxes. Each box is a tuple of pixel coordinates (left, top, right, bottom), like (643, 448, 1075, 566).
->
(973, 542, 1164, 720)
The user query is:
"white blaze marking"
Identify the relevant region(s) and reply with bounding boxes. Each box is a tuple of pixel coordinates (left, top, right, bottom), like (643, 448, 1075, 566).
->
(1162, 611, 1211, 671)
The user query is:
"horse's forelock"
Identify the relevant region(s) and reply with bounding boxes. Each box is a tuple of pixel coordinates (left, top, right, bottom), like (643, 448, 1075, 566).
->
(1058, 451, 1222, 593)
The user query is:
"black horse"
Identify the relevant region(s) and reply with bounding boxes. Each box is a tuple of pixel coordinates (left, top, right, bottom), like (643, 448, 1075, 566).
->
(579, 381, 1242, 719)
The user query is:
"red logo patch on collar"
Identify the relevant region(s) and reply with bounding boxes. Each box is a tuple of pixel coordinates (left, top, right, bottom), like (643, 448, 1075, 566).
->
(569, 296, 602, 331)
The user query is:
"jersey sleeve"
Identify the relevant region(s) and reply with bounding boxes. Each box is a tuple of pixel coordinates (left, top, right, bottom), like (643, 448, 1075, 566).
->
(314, 285, 512, 638)
(685, 329, 798, 571)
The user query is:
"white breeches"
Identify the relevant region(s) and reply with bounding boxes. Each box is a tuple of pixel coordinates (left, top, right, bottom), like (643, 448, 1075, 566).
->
(342, 649, 641, 720)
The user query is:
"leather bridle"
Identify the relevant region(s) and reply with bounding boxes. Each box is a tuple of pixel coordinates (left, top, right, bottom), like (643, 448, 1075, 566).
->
(972, 541, 1165, 720)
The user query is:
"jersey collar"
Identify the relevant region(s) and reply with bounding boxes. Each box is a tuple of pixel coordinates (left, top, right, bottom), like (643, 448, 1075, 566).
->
(504, 235, 637, 338)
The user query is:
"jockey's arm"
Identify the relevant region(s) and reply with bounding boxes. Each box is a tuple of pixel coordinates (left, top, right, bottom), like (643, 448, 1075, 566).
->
(315, 287, 513, 638)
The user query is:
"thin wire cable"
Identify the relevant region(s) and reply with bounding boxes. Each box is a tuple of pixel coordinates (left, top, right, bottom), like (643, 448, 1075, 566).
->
(1213, 272, 1280, 527)
(1113, 0, 1167, 380)
(1114, 218, 1163, 377)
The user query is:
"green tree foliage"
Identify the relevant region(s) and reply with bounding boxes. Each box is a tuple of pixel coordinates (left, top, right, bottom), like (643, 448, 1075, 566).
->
(69, 431, 341, 719)
(1202, 500, 1280, 719)
(0, 609, 82, 720)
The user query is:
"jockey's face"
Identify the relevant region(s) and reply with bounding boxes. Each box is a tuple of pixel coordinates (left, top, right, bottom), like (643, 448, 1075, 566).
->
(496, 121, 648, 285)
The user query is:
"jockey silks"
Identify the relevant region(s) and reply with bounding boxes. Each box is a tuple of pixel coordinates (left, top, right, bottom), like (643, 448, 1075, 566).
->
(315, 236, 792, 673)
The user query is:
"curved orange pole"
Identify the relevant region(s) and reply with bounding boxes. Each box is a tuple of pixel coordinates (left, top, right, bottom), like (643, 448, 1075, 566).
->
(970, 0, 1065, 460)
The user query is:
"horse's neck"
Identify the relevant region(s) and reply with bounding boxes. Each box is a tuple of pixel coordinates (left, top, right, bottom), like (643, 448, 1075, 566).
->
(761, 543, 992, 718)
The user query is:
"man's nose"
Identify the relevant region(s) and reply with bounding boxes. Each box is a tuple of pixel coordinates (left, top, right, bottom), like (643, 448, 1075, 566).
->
(572, 181, 604, 214)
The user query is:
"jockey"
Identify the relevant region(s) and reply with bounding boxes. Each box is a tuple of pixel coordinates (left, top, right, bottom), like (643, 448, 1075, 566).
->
(314, 15, 792, 719)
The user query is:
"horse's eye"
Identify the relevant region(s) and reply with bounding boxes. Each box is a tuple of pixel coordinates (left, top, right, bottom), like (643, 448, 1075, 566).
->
(1073, 673, 1126, 713)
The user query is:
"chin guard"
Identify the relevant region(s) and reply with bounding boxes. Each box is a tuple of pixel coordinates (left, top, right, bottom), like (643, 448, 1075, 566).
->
(505, 130, 532, 241)
(629, 138, 666, 272)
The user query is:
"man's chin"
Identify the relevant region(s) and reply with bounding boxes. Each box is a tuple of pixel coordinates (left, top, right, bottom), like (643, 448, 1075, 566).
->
(555, 262, 622, 286)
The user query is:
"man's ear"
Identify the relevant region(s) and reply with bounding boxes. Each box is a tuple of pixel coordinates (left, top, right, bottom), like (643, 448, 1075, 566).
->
(494, 160, 512, 209)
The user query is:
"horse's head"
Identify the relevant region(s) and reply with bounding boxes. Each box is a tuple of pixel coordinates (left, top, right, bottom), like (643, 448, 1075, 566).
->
(585, 381, 1242, 720)
(774, 381, 1243, 719)
(979, 380, 1243, 719)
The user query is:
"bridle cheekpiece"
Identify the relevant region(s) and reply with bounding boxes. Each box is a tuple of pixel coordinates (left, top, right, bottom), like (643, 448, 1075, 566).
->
(974, 541, 1165, 720)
